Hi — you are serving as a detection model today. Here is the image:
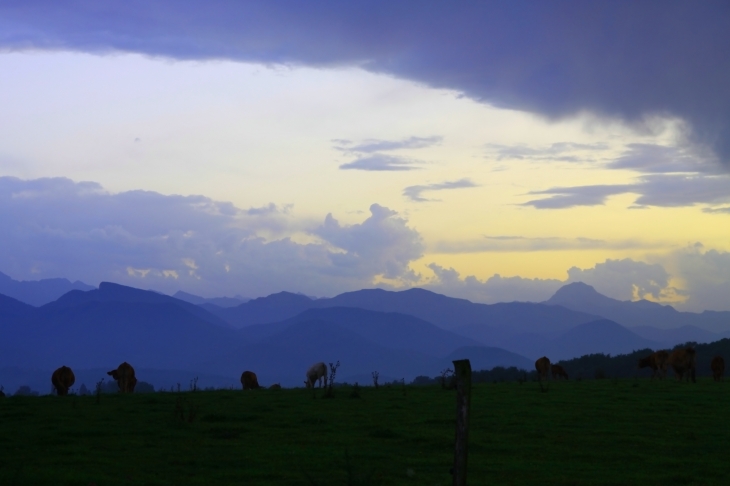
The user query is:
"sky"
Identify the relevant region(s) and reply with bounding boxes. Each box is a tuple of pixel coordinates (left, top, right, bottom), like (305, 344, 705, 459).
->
(0, 1, 729, 311)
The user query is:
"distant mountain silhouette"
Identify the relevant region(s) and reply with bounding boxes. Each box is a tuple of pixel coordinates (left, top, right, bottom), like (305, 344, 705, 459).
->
(43, 282, 231, 328)
(173, 290, 249, 308)
(0, 293, 37, 321)
(237, 307, 481, 357)
(2, 300, 244, 371)
(2, 284, 536, 387)
(0, 271, 94, 306)
(630, 325, 721, 347)
(5, 279, 729, 390)
(200, 319, 533, 386)
(546, 319, 658, 360)
(443, 346, 533, 371)
(211, 291, 314, 327)
(545, 282, 730, 333)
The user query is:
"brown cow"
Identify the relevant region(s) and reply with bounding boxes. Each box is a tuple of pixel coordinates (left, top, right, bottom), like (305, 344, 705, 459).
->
(637, 350, 669, 380)
(107, 362, 137, 393)
(52, 366, 76, 396)
(269, 383, 282, 390)
(535, 356, 551, 381)
(551, 364, 569, 380)
(666, 347, 696, 383)
(240, 371, 261, 390)
(711, 356, 725, 382)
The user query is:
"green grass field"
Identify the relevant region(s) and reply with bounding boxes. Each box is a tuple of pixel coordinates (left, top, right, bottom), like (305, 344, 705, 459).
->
(0, 378, 727, 485)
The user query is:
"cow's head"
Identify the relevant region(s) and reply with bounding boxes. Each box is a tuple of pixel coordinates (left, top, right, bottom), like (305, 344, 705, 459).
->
(304, 380, 312, 389)
(107, 370, 119, 380)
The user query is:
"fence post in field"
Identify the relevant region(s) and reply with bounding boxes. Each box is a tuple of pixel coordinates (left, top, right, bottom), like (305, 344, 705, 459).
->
(452, 359, 472, 486)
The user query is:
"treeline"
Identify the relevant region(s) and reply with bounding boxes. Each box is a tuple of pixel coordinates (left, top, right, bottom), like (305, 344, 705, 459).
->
(411, 338, 730, 384)
(558, 338, 730, 379)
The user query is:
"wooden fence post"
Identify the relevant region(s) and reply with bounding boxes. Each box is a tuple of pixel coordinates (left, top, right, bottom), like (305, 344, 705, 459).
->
(452, 359, 472, 486)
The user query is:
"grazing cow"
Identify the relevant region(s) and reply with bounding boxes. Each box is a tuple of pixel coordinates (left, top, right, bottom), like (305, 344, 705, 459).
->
(240, 371, 261, 390)
(535, 357, 551, 381)
(666, 347, 697, 383)
(269, 383, 282, 390)
(51, 365, 76, 396)
(107, 362, 137, 393)
(304, 362, 327, 389)
(637, 350, 670, 380)
(551, 364, 569, 380)
(711, 356, 725, 382)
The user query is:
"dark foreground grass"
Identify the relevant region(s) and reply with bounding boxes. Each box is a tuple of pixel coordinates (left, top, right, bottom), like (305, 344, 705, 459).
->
(0, 378, 728, 485)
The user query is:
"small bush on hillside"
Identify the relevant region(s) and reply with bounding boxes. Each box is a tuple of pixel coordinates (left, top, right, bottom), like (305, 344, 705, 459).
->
(323, 361, 340, 399)
(14, 386, 39, 396)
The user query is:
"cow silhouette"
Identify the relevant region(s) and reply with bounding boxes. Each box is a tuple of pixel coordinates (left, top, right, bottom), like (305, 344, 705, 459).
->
(107, 362, 137, 393)
(52, 366, 75, 396)
(551, 364, 568, 380)
(240, 371, 261, 390)
(637, 350, 669, 380)
(535, 357, 551, 381)
(667, 347, 696, 383)
(305, 362, 327, 388)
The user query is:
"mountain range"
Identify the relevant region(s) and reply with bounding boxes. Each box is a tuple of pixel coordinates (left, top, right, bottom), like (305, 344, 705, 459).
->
(2, 275, 730, 392)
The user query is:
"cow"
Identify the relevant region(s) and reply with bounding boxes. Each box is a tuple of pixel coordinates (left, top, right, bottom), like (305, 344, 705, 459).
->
(637, 350, 670, 380)
(51, 365, 76, 396)
(240, 371, 261, 390)
(304, 362, 327, 389)
(269, 383, 282, 390)
(535, 356, 551, 381)
(107, 362, 137, 393)
(711, 356, 725, 382)
(551, 364, 569, 380)
(666, 347, 696, 383)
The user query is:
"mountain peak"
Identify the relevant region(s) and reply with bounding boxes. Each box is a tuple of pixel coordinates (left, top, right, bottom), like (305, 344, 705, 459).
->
(545, 282, 618, 308)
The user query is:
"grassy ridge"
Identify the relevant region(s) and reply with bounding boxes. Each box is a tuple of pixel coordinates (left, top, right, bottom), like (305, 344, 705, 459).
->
(0, 379, 727, 485)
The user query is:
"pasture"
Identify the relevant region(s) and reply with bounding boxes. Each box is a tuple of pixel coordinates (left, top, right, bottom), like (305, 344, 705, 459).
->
(0, 378, 728, 485)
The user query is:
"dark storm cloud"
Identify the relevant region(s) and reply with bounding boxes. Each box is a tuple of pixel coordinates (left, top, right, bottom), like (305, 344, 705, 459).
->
(523, 174, 730, 209)
(403, 178, 477, 202)
(339, 154, 419, 171)
(1, 2, 729, 165)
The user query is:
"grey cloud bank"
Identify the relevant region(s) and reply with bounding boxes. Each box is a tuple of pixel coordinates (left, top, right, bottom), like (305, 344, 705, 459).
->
(0, 176, 422, 298)
(524, 175, 730, 210)
(2, 2, 730, 166)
